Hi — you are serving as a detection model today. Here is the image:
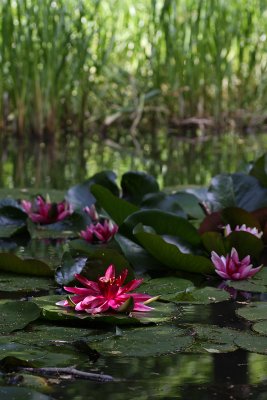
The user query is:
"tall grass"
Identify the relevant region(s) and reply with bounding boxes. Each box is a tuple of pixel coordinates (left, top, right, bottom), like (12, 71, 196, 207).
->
(1, 0, 267, 139)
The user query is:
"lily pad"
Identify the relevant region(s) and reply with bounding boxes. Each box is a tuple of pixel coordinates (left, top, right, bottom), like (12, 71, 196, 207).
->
(91, 325, 193, 357)
(134, 231, 214, 274)
(252, 321, 267, 335)
(234, 331, 267, 355)
(91, 184, 139, 226)
(0, 387, 52, 400)
(32, 295, 179, 326)
(0, 273, 54, 292)
(228, 268, 267, 293)
(184, 324, 242, 353)
(0, 301, 40, 334)
(121, 171, 159, 205)
(169, 286, 231, 304)
(236, 302, 267, 321)
(0, 253, 53, 277)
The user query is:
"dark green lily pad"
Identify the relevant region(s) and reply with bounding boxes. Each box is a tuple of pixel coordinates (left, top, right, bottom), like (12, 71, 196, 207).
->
(32, 295, 179, 326)
(228, 268, 267, 293)
(122, 210, 200, 245)
(91, 184, 139, 226)
(236, 302, 267, 321)
(136, 276, 194, 297)
(66, 171, 119, 209)
(134, 231, 214, 274)
(184, 324, 241, 353)
(169, 286, 230, 304)
(250, 153, 267, 187)
(252, 321, 267, 335)
(0, 273, 54, 292)
(0, 253, 53, 277)
(121, 171, 159, 205)
(0, 301, 40, 334)
(234, 331, 267, 354)
(91, 325, 193, 357)
(141, 192, 186, 218)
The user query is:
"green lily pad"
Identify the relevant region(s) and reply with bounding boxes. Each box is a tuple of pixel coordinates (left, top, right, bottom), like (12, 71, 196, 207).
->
(0, 253, 53, 277)
(121, 171, 159, 205)
(136, 276, 194, 297)
(0, 301, 40, 334)
(234, 331, 267, 355)
(91, 325, 193, 357)
(169, 286, 230, 304)
(252, 321, 267, 335)
(236, 302, 267, 321)
(32, 295, 179, 326)
(228, 268, 267, 293)
(184, 324, 241, 353)
(0, 273, 54, 292)
(134, 231, 214, 274)
(91, 184, 139, 226)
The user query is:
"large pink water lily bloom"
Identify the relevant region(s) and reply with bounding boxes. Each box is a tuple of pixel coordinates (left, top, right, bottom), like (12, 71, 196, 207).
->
(211, 248, 262, 280)
(224, 224, 263, 239)
(21, 196, 72, 224)
(80, 220, 118, 243)
(57, 265, 154, 314)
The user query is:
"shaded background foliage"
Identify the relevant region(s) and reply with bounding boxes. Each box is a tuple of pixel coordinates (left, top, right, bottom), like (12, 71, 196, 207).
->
(1, 0, 267, 139)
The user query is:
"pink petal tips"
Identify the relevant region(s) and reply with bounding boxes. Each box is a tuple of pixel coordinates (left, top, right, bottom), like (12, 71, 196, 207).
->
(224, 224, 263, 239)
(211, 247, 262, 281)
(21, 196, 72, 224)
(56, 265, 155, 314)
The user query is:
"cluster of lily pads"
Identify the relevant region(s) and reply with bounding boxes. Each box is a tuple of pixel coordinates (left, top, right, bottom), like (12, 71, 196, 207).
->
(1, 153, 267, 394)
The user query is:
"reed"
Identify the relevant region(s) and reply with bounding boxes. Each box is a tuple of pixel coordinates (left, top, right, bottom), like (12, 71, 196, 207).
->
(1, 0, 267, 139)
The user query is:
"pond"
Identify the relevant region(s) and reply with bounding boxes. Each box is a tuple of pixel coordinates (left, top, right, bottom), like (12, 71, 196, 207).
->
(1, 133, 267, 400)
(1, 131, 267, 189)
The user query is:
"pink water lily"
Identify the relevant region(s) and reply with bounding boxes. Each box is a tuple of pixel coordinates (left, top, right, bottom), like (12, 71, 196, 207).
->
(211, 248, 262, 280)
(21, 196, 72, 224)
(84, 205, 99, 221)
(80, 220, 118, 243)
(56, 265, 154, 314)
(224, 224, 263, 239)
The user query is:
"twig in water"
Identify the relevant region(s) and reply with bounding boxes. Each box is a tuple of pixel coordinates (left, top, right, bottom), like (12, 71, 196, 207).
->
(18, 367, 115, 382)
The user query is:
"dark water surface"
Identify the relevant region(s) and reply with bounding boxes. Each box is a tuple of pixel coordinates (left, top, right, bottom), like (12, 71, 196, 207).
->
(1, 131, 267, 189)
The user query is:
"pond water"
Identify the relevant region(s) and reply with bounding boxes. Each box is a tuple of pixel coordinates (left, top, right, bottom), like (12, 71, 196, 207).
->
(1, 131, 267, 189)
(1, 132, 267, 400)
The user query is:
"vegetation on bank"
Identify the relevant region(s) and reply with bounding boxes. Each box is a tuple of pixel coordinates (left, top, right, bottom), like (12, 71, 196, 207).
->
(1, 0, 267, 139)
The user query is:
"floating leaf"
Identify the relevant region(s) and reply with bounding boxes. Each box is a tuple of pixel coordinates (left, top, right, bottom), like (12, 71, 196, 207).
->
(234, 332, 267, 355)
(0, 301, 40, 334)
(135, 276, 194, 298)
(0, 273, 54, 293)
(236, 302, 267, 322)
(0, 253, 53, 277)
(168, 286, 230, 304)
(32, 295, 178, 326)
(91, 325, 193, 357)
(252, 321, 267, 335)
(141, 192, 186, 218)
(250, 153, 267, 187)
(0, 387, 52, 400)
(228, 268, 267, 293)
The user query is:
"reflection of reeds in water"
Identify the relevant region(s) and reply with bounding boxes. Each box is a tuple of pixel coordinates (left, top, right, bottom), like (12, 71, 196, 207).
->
(1, 131, 266, 190)
(1, 1, 267, 140)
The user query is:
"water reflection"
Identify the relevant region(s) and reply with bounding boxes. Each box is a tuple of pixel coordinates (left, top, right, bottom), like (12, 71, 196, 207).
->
(1, 132, 267, 190)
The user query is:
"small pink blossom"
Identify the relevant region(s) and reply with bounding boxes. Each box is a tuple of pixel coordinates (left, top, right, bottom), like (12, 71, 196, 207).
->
(80, 220, 118, 243)
(84, 205, 99, 221)
(56, 265, 154, 314)
(211, 248, 262, 280)
(224, 224, 263, 239)
(21, 196, 72, 224)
